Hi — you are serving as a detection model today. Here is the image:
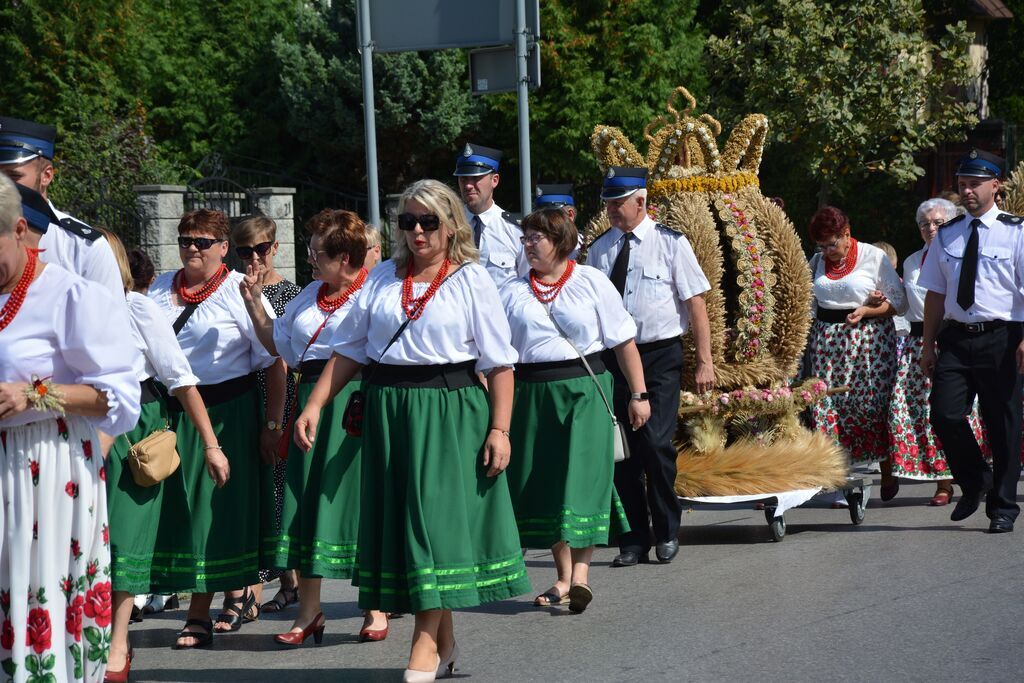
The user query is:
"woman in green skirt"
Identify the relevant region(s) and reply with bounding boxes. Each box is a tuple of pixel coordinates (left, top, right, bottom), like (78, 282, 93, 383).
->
(101, 231, 229, 680)
(239, 208, 388, 647)
(296, 180, 531, 681)
(501, 207, 649, 614)
(147, 209, 281, 649)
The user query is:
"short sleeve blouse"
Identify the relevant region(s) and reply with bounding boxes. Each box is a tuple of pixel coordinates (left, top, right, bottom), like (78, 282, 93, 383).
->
(126, 291, 200, 392)
(273, 281, 362, 368)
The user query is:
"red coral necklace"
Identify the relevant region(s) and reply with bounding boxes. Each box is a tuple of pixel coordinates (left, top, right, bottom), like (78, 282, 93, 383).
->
(318, 268, 368, 313)
(174, 264, 228, 304)
(0, 248, 39, 332)
(402, 259, 450, 320)
(530, 260, 576, 303)
(825, 238, 858, 280)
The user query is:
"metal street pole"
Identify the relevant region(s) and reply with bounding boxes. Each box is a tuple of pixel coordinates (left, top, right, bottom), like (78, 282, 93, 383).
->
(514, 0, 531, 216)
(357, 0, 381, 227)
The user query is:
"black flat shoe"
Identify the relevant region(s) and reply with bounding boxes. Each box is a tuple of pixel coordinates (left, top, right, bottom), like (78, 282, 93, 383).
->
(655, 539, 679, 563)
(987, 516, 1014, 534)
(611, 550, 648, 567)
(950, 493, 981, 522)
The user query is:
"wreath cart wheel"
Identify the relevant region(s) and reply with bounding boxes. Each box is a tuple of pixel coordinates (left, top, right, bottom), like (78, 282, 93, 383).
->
(768, 515, 786, 542)
(846, 492, 866, 525)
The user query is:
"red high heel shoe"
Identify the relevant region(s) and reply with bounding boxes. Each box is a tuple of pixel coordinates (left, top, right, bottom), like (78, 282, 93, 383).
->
(274, 613, 325, 648)
(358, 612, 389, 642)
(103, 646, 133, 683)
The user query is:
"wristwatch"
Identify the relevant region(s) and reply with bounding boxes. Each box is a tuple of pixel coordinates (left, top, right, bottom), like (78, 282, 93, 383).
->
(265, 420, 283, 431)
(630, 392, 650, 401)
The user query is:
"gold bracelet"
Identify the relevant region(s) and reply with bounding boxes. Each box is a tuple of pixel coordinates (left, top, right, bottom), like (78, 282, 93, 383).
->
(24, 375, 65, 415)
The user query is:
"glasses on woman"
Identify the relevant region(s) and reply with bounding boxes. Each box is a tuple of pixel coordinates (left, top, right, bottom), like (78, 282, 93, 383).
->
(306, 244, 330, 262)
(815, 236, 843, 253)
(178, 236, 224, 251)
(235, 241, 273, 259)
(397, 213, 442, 232)
(519, 233, 547, 246)
(917, 218, 946, 229)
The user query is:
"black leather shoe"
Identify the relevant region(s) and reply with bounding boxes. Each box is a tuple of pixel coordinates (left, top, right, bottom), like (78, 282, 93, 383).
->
(611, 550, 648, 567)
(950, 493, 980, 522)
(654, 539, 679, 563)
(987, 516, 1014, 534)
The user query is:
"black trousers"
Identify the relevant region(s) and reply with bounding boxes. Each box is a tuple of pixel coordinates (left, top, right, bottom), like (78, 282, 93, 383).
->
(607, 340, 684, 552)
(930, 323, 1023, 520)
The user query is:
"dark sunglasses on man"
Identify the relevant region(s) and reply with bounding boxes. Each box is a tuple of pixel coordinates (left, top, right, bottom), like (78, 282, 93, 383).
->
(178, 236, 225, 251)
(235, 241, 274, 259)
(397, 213, 442, 231)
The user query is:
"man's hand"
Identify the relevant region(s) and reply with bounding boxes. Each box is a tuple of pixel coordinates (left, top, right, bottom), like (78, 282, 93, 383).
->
(920, 344, 937, 378)
(694, 360, 715, 394)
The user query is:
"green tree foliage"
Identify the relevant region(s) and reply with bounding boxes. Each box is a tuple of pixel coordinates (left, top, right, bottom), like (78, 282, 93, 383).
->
(984, 0, 1024, 162)
(271, 0, 480, 192)
(707, 0, 978, 206)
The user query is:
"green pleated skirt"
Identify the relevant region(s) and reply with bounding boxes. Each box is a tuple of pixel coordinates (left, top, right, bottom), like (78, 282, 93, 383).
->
(106, 398, 170, 593)
(353, 381, 532, 613)
(150, 386, 262, 593)
(506, 372, 629, 548)
(261, 380, 362, 578)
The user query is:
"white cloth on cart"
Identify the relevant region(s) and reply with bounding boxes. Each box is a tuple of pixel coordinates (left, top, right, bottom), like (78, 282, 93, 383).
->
(680, 488, 821, 519)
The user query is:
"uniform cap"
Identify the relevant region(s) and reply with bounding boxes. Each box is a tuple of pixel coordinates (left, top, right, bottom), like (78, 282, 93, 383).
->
(600, 167, 647, 200)
(453, 143, 502, 177)
(955, 148, 1005, 179)
(534, 183, 575, 208)
(0, 116, 56, 165)
(17, 183, 57, 233)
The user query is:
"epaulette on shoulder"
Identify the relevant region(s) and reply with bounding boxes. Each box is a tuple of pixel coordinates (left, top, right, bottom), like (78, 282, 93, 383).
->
(586, 227, 614, 251)
(654, 221, 684, 235)
(997, 213, 1024, 226)
(59, 216, 102, 241)
(501, 211, 522, 228)
(937, 215, 961, 229)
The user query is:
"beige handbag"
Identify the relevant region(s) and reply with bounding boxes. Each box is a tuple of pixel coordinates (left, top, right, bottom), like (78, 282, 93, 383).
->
(127, 428, 180, 487)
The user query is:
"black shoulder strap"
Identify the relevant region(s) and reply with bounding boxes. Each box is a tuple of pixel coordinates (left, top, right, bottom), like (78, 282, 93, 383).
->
(501, 210, 522, 228)
(59, 216, 102, 241)
(172, 303, 199, 335)
(997, 213, 1024, 225)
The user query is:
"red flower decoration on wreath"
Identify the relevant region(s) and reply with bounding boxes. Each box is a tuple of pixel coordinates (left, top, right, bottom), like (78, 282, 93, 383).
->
(65, 481, 78, 498)
(25, 607, 51, 654)
(65, 595, 84, 642)
(83, 582, 112, 628)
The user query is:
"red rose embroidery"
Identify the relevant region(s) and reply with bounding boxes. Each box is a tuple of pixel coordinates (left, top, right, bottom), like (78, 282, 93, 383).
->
(99, 466, 106, 482)
(81, 439, 93, 460)
(29, 460, 39, 485)
(65, 595, 83, 642)
(25, 607, 51, 654)
(65, 481, 78, 498)
(102, 525, 109, 545)
(934, 461, 947, 473)
(86, 561, 98, 580)
(69, 538, 81, 560)
(0, 619, 12, 650)
(83, 582, 112, 628)
(55, 417, 68, 440)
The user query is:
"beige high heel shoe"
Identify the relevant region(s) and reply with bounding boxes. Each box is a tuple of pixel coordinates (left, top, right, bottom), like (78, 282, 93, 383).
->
(402, 655, 440, 682)
(436, 641, 459, 678)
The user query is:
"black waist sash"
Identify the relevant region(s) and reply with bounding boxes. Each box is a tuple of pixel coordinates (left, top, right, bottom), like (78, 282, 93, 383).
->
(166, 373, 256, 412)
(515, 354, 606, 383)
(366, 361, 479, 390)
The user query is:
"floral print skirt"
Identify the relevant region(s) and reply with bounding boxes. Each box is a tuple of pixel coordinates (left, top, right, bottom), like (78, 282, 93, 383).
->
(0, 416, 110, 683)
(809, 317, 897, 463)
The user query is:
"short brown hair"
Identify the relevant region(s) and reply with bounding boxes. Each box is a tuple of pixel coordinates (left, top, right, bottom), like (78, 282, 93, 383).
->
(306, 209, 368, 267)
(178, 208, 230, 240)
(233, 215, 276, 244)
(808, 206, 849, 243)
(521, 207, 578, 261)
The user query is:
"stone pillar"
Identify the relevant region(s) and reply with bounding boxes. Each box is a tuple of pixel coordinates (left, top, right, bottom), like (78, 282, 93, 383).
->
(134, 185, 187, 274)
(383, 193, 402, 257)
(253, 187, 297, 283)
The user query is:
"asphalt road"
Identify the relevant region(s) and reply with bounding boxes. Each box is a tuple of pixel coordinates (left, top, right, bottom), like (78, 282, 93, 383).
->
(128, 477, 1024, 682)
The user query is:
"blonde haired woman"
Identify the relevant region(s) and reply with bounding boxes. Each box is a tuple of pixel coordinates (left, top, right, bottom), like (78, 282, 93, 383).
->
(295, 180, 530, 681)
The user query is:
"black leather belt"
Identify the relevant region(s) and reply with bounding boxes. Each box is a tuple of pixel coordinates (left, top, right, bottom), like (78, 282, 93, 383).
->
(297, 359, 361, 384)
(167, 373, 255, 412)
(515, 354, 606, 383)
(636, 337, 681, 354)
(139, 378, 161, 405)
(366, 361, 479, 390)
(816, 308, 856, 324)
(908, 321, 924, 337)
(948, 320, 1014, 334)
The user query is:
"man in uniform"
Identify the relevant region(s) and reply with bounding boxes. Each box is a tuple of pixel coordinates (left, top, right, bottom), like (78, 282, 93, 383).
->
(920, 149, 1024, 534)
(587, 167, 715, 565)
(454, 143, 528, 287)
(534, 183, 577, 223)
(0, 116, 123, 298)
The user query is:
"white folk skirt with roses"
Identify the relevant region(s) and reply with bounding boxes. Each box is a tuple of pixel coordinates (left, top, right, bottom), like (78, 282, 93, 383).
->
(808, 317, 897, 463)
(0, 416, 111, 683)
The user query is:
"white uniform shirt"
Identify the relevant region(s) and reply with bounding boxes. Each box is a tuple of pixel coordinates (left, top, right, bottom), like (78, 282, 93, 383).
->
(917, 204, 1024, 323)
(586, 216, 710, 343)
(500, 265, 637, 363)
(331, 260, 518, 374)
(273, 280, 362, 368)
(468, 202, 529, 287)
(902, 247, 929, 323)
(0, 264, 140, 434)
(126, 291, 200, 392)
(811, 242, 909, 315)
(38, 202, 125, 300)
(149, 269, 277, 384)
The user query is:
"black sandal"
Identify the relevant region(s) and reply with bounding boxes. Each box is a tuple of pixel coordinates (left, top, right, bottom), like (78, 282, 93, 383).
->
(261, 586, 299, 613)
(215, 588, 256, 632)
(173, 619, 213, 649)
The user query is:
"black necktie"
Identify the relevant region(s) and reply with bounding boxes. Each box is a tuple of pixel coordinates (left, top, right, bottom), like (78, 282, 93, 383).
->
(610, 233, 631, 296)
(956, 218, 981, 311)
(472, 216, 483, 248)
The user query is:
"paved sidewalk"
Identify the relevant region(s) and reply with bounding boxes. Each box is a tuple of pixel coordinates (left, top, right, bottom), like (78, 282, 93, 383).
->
(128, 477, 1024, 682)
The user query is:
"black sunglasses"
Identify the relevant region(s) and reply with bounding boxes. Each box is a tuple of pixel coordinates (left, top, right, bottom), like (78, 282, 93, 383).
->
(178, 236, 225, 251)
(397, 212, 442, 231)
(235, 241, 274, 259)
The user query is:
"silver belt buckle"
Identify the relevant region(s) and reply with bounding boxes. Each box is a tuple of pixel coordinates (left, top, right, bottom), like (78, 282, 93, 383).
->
(965, 322, 982, 333)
